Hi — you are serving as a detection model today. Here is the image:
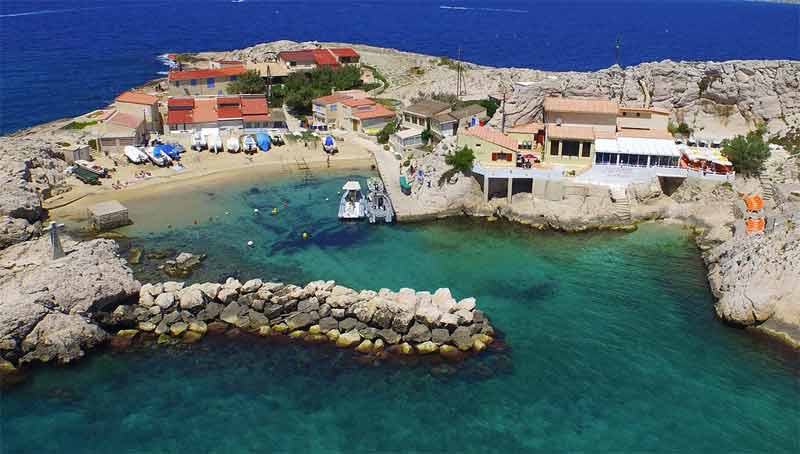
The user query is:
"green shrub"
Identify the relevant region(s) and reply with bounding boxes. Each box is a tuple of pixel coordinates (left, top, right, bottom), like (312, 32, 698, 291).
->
(667, 120, 692, 136)
(227, 69, 266, 95)
(88, 139, 97, 150)
(377, 119, 398, 144)
(64, 120, 97, 130)
(445, 146, 476, 174)
(722, 127, 771, 176)
(420, 127, 432, 144)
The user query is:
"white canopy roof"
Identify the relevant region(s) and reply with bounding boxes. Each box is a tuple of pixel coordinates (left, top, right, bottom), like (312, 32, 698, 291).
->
(595, 139, 619, 153)
(342, 181, 362, 191)
(616, 137, 680, 157)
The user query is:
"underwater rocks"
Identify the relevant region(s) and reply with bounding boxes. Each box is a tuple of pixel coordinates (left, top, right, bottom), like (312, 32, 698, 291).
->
(101, 279, 497, 361)
(160, 252, 206, 278)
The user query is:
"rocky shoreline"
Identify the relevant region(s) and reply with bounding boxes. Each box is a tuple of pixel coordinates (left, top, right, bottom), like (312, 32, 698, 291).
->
(100, 279, 497, 360)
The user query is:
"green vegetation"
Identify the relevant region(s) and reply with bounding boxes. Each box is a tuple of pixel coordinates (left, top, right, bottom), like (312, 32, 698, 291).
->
(174, 53, 200, 64)
(408, 66, 425, 76)
(226, 70, 266, 95)
(361, 64, 388, 94)
(445, 146, 476, 173)
(459, 99, 499, 118)
(63, 120, 97, 130)
(283, 65, 364, 115)
(668, 120, 692, 136)
(56, 142, 71, 147)
(371, 98, 401, 109)
(377, 119, 398, 144)
(420, 127, 433, 145)
(770, 126, 800, 155)
(267, 84, 286, 107)
(722, 125, 771, 177)
(360, 82, 381, 92)
(437, 57, 460, 71)
(88, 139, 98, 151)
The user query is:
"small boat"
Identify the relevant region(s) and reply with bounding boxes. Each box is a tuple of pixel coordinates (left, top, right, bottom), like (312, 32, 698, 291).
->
(191, 131, 206, 150)
(145, 146, 172, 167)
(338, 181, 366, 220)
(323, 135, 337, 154)
(241, 135, 258, 154)
(226, 137, 241, 153)
(366, 177, 394, 224)
(123, 146, 148, 164)
(74, 160, 108, 177)
(155, 144, 180, 160)
(256, 132, 271, 151)
(207, 134, 223, 153)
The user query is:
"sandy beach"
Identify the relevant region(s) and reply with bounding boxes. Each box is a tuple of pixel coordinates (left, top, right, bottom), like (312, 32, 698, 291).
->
(47, 131, 379, 227)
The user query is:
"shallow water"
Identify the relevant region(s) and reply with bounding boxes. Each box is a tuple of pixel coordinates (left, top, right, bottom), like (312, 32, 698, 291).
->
(4, 173, 799, 453)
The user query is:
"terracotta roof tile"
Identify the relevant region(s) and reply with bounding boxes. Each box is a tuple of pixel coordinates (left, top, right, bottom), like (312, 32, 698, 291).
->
(115, 91, 158, 105)
(168, 66, 246, 81)
(546, 125, 596, 141)
(107, 111, 144, 129)
(352, 104, 395, 120)
(330, 48, 360, 58)
(313, 93, 352, 105)
(461, 126, 518, 151)
(507, 122, 544, 133)
(544, 97, 618, 115)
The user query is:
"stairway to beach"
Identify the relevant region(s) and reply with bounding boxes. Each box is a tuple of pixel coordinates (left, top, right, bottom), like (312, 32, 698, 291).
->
(610, 186, 632, 223)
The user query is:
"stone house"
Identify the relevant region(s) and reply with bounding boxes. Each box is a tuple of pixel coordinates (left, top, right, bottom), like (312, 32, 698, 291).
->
(402, 100, 451, 130)
(98, 111, 146, 153)
(168, 66, 247, 97)
(113, 91, 161, 134)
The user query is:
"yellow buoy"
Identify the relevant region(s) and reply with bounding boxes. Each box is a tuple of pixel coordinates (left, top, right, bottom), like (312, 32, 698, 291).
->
(271, 207, 278, 215)
(302, 232, 309, 240)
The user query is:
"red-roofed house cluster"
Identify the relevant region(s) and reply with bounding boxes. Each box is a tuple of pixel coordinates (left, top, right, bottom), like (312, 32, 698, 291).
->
(165, 95, 286, 133)
(311, 90, 396, 134)
(278, 47, 360, 73)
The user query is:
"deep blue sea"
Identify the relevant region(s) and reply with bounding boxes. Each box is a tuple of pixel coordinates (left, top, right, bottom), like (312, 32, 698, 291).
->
(4, 171, 799, 453)
(1, 0, 799, 134)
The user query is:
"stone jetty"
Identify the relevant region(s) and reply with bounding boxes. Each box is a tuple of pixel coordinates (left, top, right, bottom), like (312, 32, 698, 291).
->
(103, 278, 497, 358)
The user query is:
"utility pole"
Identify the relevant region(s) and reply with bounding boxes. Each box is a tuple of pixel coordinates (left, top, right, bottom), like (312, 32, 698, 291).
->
(456, 47, 462, 100)
(501, 90, 507, 134)
(615, 34, 622, 67)
(266, 64, 272, 99)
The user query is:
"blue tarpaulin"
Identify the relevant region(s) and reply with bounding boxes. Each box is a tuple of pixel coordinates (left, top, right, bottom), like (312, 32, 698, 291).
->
(256, 133, 271, 151)
(324, 135, 335, 147)
(155, 144, 179, 160)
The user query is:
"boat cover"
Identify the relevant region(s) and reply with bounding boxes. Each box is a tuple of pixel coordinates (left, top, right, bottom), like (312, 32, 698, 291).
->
(324, 135, 335, 147)
(342, 181, 361, 191)
(399, 176, 411, 190)
(256, 133, 271, 151)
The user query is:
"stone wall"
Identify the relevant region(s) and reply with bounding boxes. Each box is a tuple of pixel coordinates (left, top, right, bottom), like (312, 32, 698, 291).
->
(105, 278, 497, 358)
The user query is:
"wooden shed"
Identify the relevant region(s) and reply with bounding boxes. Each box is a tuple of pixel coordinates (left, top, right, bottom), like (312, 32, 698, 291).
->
(60, 144, 92, 164)
(88, 200, 131, 231)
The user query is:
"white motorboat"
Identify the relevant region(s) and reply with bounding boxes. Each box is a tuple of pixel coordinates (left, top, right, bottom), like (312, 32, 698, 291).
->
(241, 135, 258, 154)
(207, 133, 223, 153)
(191, 131, 207, 150)
(145, 146, 172, 167)
(338, 181, 367, 220)
(123, 145, 148, 164)
(226, 137, 241, 153)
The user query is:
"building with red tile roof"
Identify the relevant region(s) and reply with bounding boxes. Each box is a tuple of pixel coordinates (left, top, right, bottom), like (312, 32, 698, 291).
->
(278, 47, 360, 73)
(99, 111, 147, 153)
(165, 95, 275, 132)
(114, 91, 161, 133)
(311, 90, 369, 128)
(167, 66, 247, 97)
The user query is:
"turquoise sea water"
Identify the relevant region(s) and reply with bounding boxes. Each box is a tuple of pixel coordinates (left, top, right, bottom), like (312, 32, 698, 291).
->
(3, 172, 799, 453)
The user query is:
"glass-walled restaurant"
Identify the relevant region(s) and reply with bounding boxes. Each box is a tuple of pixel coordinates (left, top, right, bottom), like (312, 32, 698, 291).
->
(593, 138, 680, 168)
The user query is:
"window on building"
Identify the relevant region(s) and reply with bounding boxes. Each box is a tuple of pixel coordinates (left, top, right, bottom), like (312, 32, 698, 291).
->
(622, 112, 627, 116)
(230, 76, 238, 81)
(636, 112, 641, 117)
(550, 140, 560, 156)
(191, 79, 197, 86)
(562, 141, 580, 157)
(581, 142, 592, 157)
(330, 104, 337, 111)
(207, 78, 215, 88)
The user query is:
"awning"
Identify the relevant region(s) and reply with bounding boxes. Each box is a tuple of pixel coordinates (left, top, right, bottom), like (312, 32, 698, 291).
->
(616, 137, 680, 157)
(343, 181, 361, 191)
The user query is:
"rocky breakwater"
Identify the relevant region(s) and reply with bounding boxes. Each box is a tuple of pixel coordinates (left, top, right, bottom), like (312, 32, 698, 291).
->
(103, 279, 498, 359)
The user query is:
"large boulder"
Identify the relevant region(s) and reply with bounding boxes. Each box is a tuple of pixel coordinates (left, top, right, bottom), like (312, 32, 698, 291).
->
(20, 313, 108, 364)
(404, 323, 431, 343)
(0, 237, 139, 365)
